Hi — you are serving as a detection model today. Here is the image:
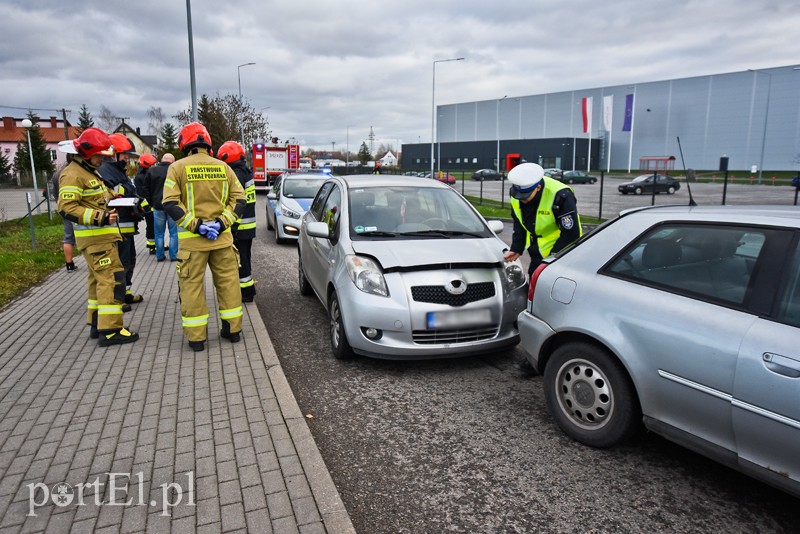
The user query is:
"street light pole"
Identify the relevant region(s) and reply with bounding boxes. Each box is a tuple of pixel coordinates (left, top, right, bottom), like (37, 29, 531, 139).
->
(748, 69, 772, 184)
(496, 95, 507, 176)
(431, 57, 464, 178)
(346, 126, 354, 168)
(21, 119, 40, 215)
(237, 62, 256, 148)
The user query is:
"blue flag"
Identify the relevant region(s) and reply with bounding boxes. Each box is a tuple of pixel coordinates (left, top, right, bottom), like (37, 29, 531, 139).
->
(622, 94, 634, 132)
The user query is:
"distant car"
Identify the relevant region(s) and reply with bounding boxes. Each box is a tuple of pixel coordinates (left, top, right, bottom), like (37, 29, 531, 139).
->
(297, 175, 528, 360)
(424, 172, 457, 185)
(543, 168, 563, 180)
(471, 169, 504, 181)
(559, 170, 597, 184)
(266, 173, 328, 243)
(618, 174, 680, 195)
(518, 205, 800, 498)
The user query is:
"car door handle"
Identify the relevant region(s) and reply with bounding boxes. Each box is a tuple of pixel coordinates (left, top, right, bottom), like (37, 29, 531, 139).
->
(763, 353, 800, 378)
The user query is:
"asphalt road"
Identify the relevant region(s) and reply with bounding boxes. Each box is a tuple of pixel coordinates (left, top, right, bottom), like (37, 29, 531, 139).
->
(251, 193, 800, 534)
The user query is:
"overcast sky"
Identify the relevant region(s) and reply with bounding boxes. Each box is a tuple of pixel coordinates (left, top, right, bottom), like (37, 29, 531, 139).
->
(2, 0, 798, 153)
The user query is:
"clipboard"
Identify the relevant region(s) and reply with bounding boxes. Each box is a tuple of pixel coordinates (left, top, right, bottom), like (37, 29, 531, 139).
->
(108, 197, 140, 207)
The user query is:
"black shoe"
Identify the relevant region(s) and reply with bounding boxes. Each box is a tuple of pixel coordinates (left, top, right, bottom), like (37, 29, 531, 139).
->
(189, 340, 205, 352)
(156, 258, 165, 262)
(149, 249, 156, 255)
(98, 328, 139, 347)
(122, 304, 132, 312)
(66, 262, 77, 272)
(89, 327, 99, 339)
(221, 330, 241, 343)
(124, 294, 144, 304)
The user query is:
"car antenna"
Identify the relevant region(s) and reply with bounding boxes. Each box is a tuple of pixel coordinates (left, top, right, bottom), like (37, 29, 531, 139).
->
(676, 136, 697, 206)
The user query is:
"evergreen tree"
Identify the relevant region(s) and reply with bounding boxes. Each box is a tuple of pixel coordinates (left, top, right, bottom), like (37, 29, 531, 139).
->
(75, 104, 94, 136)
(0, 150, 12, 183)
(158, 123, 181, 160)
(357, 142, 371, 165)
(13, 111, 55, 184)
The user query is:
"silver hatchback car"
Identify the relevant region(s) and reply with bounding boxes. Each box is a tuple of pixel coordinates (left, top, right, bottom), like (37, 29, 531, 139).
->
(297, 175, 528, 360)
(266, 173, 328, 243)
(518, 205, 800, 498)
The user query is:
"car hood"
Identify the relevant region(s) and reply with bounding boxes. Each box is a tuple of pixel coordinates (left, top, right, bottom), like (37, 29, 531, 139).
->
(281, 197, 313, 212)
(351, 237, 505, 269)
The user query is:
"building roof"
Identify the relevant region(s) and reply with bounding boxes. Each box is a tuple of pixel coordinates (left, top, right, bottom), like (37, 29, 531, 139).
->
(0, 116, 78, 143)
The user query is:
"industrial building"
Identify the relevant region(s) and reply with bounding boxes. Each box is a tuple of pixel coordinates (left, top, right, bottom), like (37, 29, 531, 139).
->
(402, 65, 800, 175)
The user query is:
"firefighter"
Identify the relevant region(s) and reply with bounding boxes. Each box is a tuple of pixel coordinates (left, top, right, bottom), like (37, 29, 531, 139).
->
(162, 122, 247, 352)
(57, 128, 139, 346)
(135, 153, 158, 254)
(217, 141, 257, 302)
(99, 133, 145, 307)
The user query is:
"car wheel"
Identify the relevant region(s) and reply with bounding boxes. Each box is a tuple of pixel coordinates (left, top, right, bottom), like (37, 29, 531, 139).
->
(568, 178, 575, 184)
(275, 223, 286, 244)
(634, 187, 643, 195)
(329, 291, 354, 360)
(543, 342, 641, 448)
(298, 253, 312, 296)
(266, 210, 274, 230)
(667, 186, 676, 194)
(590, 179, 597, 184)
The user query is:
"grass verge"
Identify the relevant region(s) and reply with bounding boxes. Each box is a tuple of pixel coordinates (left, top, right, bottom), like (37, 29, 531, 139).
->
(0, 213, 65, 309)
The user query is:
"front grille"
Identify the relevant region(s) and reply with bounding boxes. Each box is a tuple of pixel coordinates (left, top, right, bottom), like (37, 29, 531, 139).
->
(411, 282, 495, 307)
(412, 326, 498, 345)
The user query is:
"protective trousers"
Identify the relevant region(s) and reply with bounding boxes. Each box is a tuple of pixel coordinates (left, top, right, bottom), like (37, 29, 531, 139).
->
(84, 243, 126, 332)
(176, 246, 243, 342)
(235, 238, 255, 302)
(144, 211, 155, 252)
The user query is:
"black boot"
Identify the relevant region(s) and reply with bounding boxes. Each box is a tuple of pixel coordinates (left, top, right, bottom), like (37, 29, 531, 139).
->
(98, 328, 139, 347)
(189, 340, 205, 352)
(220, 320, 241, 343)
(89, 310, 98, 339)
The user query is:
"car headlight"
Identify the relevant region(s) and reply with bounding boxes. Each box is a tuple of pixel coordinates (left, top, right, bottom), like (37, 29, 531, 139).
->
(504, 259, 527, 291)
(280, 203, 301, 219)
(345, 255, 389, 297)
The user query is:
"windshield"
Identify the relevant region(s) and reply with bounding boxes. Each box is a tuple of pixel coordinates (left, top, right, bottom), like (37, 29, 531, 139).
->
(348, 186, 493, 239)
(283, 178, 327, 198)
(632, 175, 651, 183)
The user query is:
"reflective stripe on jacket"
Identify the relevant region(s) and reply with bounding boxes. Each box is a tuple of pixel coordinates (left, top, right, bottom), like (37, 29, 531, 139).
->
(57, 159, 122, 248)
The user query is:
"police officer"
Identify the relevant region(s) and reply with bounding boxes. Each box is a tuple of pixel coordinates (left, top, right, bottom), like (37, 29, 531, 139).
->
(99, 133, 145, 307)
(503, 163, 582, 274)
(57, 128, 139, 346)
(162, 122, 247, 352)
(217, 141, 257, 302)
(135, 153, 158, 254)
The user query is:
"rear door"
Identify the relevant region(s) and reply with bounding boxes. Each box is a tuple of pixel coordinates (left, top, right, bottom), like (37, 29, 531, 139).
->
(733, 233, 800, 491)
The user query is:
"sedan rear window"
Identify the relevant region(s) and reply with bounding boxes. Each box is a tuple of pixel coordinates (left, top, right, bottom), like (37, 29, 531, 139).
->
(605, 225, 766, 305)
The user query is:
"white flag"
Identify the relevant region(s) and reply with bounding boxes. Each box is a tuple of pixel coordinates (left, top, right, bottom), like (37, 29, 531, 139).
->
(603, 95, 613, 131)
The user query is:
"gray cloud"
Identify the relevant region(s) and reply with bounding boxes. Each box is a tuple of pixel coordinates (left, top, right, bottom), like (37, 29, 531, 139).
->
(1, 0, 798, 151)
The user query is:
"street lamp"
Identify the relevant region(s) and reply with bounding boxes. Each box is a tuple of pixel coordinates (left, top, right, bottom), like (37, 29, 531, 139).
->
(237, 62, 256, 147)
(431, 57, 464, 178)
(21, 119, 40, 215)
(346, 125, 354, 168)
(748, 69, 771, 184)
(496, 95, 507, 175)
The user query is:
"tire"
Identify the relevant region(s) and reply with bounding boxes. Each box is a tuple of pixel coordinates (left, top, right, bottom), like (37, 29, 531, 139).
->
(275, 223, 286, 244)
(568, 179, 575, 184)
(634, 187, 643, 195)
(329, 292, 354, 360)
(266, 210, 274, 230)
(667, 186, 676, 194)
(590, 179, 597, 184)
(543, 342, 641, 448)
(298, 253, 312, 296)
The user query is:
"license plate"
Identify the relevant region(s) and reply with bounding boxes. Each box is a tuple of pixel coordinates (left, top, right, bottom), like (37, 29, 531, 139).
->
(426, 309, 492, 329)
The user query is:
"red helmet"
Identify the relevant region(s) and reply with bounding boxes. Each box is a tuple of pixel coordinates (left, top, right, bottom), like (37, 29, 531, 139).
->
(108, 133, 137, 156)
(74, 128, 112, 159)
(217, 141, 245, 163)
(178, 122, 212, 153)
(138, 153, 157, 169)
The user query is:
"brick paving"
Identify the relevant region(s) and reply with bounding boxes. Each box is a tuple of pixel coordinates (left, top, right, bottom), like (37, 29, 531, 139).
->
(0, 233, 354, 533)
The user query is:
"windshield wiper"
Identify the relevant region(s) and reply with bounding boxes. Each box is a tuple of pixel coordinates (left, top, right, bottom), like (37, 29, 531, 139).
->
(398, 230, 483, 238)
(356, 230, 397, 237)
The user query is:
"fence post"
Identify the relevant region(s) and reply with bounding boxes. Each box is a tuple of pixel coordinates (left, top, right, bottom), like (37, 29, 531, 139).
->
(25, 193, 37, 250)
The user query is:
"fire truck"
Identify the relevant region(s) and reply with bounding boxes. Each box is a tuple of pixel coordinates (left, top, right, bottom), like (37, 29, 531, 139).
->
(252, 139, 300, 191)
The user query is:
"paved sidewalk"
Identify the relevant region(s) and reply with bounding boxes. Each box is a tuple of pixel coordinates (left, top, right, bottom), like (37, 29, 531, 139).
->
(0, 233, 354, 533)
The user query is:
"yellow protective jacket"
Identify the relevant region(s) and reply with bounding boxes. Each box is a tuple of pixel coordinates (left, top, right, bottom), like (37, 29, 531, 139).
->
(162, 150, 246, 251)
(57, 158, 122, 249)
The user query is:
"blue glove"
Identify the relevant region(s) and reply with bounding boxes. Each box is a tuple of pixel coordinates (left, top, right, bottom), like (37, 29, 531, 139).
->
(198, 222, 220, 240)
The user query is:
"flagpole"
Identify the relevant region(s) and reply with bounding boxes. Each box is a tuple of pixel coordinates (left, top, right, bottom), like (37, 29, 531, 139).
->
(607, 128, 612, 173)
(627, 89, 636, 173)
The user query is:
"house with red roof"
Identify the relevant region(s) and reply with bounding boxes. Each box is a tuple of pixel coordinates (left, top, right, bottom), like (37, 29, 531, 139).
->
(0, 116, 79, 173)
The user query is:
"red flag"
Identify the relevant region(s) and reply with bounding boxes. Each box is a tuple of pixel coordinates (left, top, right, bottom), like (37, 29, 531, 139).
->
(582, 97, 593, 133)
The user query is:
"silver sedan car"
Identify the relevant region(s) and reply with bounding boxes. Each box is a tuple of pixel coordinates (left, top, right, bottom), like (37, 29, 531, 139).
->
(518, 205, 800, 498)
(266, 173, 328, 243)
(297, 175, 528, 360)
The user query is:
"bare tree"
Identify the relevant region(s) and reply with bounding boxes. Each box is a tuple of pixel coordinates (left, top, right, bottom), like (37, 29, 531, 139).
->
(96, 105, 119, 133)
(147, 107, 165, 137)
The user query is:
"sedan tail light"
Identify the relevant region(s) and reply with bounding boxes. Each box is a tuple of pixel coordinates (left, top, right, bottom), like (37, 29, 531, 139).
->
(527, 263, 549, 302)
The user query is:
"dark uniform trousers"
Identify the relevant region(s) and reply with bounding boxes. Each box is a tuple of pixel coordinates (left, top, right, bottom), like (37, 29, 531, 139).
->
(84, 242, 126, 332)
(177, 246, 243, 342)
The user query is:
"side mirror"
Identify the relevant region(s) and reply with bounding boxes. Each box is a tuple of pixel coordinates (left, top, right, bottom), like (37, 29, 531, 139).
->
(487, 220, 504, 234)
(306, 221, 330, 239)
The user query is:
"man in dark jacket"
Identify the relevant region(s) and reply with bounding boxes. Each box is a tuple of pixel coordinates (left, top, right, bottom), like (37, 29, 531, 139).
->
(218, 141, 257, 302)
(135, 153, 158, 254)
(142, 153, 178, 261)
